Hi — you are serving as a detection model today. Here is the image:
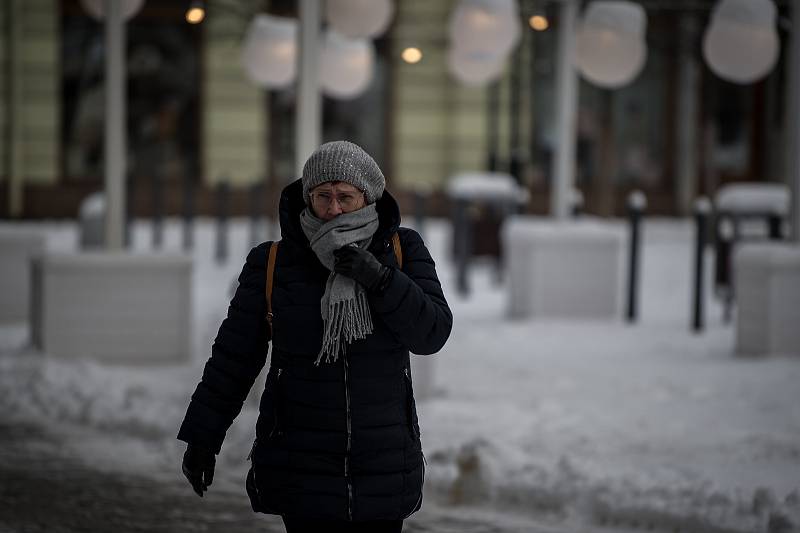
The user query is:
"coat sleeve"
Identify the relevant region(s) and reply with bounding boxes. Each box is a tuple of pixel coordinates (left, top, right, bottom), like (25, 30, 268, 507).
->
(177, 244, 270, 454)
(369, 228, 452, 355)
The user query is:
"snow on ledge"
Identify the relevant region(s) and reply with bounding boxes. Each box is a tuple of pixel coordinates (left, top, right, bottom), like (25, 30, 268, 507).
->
(446, 172, 530, 202)
(714, 183, 790, 215)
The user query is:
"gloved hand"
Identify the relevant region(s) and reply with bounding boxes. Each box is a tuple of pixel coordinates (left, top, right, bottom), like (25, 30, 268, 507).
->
(333, 245, 389, 292)
(182, 444, 216, 497)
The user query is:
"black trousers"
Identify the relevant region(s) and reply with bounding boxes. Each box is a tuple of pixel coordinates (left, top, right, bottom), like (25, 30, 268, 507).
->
(282, 516, 403, 533)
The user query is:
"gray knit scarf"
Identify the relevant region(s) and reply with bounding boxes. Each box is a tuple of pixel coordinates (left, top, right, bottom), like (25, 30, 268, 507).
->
(300, 205, 380, 365)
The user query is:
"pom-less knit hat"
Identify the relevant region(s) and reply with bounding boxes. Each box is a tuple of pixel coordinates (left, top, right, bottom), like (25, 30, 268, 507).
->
(301, 141, 385, 205)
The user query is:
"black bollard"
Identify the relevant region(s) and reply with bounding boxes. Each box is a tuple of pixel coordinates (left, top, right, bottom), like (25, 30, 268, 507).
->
(182, 171, 195, 251)
(626, 190, 646, 323)
(124, 174, 134, 248)
(454, 199, 472, 297)
(570, 188, 585, 218)
(151, 171, 164, 249)
(215, 180, 230, 264)
(767, 213, 783, 240)
(413, 189, 428, 239)
(713, 214, 735, 323)
(249, 180, 265, 246)
(692, 197, 711, 333)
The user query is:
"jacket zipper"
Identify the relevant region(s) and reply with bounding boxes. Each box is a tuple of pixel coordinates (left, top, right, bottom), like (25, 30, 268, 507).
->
(269, 368, 283, 439)
(402, 367, 425, 518)
(343, 355, 353, 521)
(403, 368, 418, 439)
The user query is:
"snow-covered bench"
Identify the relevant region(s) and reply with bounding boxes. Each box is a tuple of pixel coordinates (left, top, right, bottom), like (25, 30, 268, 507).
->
(0, 228, 46, 322)
(502, 217, 625, 318)
(30, 252, 193, 362)
(734, 243, 800, 356)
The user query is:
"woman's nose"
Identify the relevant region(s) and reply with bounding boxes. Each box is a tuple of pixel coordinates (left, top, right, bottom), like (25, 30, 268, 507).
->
(326, 201, 343, 217)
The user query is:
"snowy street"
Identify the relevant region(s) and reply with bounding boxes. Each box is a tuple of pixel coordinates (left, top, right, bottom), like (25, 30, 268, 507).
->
(1, 217, 799, 533)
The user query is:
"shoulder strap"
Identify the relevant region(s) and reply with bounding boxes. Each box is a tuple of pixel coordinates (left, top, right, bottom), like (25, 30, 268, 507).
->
(265, 241, 279, 335)
(392, 232, 402, 269)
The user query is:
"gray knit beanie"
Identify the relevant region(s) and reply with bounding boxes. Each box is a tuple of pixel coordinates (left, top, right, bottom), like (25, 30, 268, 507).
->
(301, 141, 385, 205)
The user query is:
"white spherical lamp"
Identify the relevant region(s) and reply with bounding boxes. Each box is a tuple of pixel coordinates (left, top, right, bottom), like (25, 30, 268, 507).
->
(241, 15, 297, 89)
(702, 0, 779, 84)
(320, 31, 375, 99)
(447, 47, 506, 87)
(449, 0, 521, 58)
(575, 1, 648, 88)
(325, 0, 395, 39)
(80, 0, 145, 20)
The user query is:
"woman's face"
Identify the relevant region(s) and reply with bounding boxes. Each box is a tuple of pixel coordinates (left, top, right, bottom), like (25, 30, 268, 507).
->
(309, 181, 366, 221)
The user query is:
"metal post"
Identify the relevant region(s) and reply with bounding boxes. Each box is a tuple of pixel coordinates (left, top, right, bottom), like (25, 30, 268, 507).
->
(767, 214, 783, 240)
(626, 190, 646, 322)
(249, 180, 265, 246)
(509, 44, 524, 183)
(551, 0, 579, 219)
(692, 197, 711, 333)
(413, 189, 427, 238)
(124, 174, 133, 247)
(5, 0, 23, 217)
(104, 0, 126, 250)
(787, 0, 800, 242)
(454, 199, 471, 297)
(487, 81, 500, 172)
(675, 14, 700, 216)
(215, 180, 230, 264)
(151, 172, 164, 249)
(296, 0, 321, 177)
(182, 170, 195, 251)
(713, 214, 736, 324)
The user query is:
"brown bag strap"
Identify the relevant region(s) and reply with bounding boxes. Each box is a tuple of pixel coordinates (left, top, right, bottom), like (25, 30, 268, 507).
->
(392, 232, 402, 269)
(265, 241, 279, 336)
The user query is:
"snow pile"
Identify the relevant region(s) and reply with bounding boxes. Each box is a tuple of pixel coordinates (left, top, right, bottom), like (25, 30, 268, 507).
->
(1, 218, 799, 532)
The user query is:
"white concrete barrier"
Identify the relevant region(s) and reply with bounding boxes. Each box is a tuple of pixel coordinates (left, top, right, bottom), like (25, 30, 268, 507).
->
(0, 228, 46, 322)
(734, 243, 800, 356)
(31, 252, 192, 362)
(502, 217, 625, 319)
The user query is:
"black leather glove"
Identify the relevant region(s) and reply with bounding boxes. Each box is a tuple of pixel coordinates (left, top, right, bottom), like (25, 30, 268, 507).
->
(333, 245, 389, 292)
(182, 444, 215, 497)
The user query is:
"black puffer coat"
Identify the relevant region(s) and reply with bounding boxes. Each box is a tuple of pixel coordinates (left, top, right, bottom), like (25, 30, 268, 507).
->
(178, 179, 452, 521)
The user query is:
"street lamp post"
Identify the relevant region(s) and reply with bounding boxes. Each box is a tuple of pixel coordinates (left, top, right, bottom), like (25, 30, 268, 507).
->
(104, 0, 126, 250)
(296, 0, 322, 177)
(551, 0, 578, 220)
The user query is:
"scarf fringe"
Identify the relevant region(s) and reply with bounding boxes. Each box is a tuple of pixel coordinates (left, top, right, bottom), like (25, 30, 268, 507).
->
(315, 291, 374, 365)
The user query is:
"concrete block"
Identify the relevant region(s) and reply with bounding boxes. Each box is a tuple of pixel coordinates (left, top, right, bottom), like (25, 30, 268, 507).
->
(31, 252, 193, 362)
(735, 243, 800, 356)
(0, 228, 46, 322)
(502, 217, 625, 319)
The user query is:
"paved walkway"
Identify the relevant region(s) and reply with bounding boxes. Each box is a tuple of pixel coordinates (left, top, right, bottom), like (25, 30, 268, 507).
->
(0, 423, 564, 533)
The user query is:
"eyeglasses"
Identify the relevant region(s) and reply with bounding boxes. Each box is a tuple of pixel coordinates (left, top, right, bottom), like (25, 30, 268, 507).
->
(310, 191, 364, 211)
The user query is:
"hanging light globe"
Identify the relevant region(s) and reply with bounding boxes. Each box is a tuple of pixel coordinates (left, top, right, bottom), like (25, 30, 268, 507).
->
(447, 46, 506, 87)
(575, 1, 648, 88)
(241, 14, 298, 89)
(449, 0, 521, 58)
(702, 0, 779, 84)
(80, 0, 145, 20)
(709, 0, 776, 27)
(325, 0, 395, 39)
(320, 30, 375, 99)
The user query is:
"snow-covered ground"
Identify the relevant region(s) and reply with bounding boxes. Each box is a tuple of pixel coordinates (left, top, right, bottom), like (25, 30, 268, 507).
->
(1, 217, 798, 533)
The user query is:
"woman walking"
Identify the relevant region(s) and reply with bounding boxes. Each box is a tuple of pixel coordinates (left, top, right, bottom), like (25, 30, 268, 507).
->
(178, 140, 452, 532)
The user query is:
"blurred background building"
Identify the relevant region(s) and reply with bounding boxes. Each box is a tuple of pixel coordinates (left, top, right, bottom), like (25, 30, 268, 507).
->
(0, 0, 795, 220)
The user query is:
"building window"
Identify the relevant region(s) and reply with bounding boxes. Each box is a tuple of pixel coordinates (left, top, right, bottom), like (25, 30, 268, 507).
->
(61, 1, 201, 184)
